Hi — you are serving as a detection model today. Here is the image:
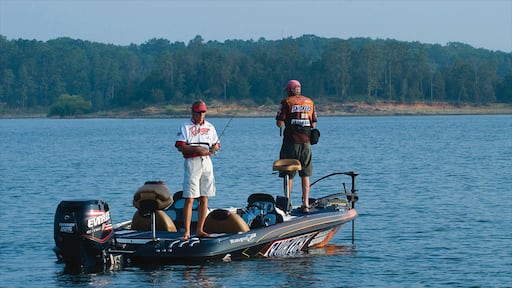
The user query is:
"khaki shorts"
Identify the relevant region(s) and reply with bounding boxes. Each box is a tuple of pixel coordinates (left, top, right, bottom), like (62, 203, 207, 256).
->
(279, 141, 313, 178)
(183, 156, 216, 198)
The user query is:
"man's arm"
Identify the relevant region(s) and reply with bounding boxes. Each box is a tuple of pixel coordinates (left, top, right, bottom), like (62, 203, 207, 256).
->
(176, 142, 210, 156)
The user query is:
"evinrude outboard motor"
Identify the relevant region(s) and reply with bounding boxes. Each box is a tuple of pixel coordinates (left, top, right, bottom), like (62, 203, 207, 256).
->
(54, 200, 115, 269)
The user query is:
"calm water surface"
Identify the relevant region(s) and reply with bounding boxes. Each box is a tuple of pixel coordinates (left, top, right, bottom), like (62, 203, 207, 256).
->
(1, 115, 511, 287)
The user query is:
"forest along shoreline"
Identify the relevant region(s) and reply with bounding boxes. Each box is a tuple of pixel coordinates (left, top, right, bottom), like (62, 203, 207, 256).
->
(1, 102, 512, 119)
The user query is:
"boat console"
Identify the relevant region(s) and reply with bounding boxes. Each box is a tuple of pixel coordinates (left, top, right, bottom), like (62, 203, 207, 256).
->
(240, 193, 285, 229)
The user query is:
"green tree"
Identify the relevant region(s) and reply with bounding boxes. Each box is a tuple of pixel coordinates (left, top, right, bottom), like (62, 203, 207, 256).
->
(48, 94, 92, 116)
(447, 59, 473, 105)
(362, 42, 382, 99)
(0, 69, 15, 107)
(323, 40, 352, 101)
(473, 59, 498, 104)
(1, 34, 512, 113)
(383, 40, 408, 101)
(496, 73, 512, 103)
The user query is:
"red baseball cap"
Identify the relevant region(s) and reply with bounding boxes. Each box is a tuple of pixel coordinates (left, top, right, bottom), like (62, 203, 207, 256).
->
(192, 101, 207, 112)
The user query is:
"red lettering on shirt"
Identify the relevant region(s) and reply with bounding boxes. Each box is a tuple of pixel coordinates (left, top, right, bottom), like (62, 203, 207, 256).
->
(190, 126, 211, 136)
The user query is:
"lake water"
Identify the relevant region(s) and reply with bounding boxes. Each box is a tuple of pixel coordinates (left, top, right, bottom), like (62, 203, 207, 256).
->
(1, 115, 511, 287)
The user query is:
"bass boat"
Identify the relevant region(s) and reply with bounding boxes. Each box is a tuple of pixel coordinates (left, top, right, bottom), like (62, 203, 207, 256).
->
(53, 159, 359, 271)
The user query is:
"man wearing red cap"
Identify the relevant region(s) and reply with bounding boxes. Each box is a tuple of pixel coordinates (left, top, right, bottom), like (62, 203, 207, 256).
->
(276, 80, 317, 213)
(175, 100, 220, 240)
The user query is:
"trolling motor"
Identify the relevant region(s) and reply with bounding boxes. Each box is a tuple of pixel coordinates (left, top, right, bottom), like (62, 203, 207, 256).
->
(309, 171, 359, 243)
(53, 200, 115, 270)
(342, 171, 359, 208)
(310, 171, 359, 207)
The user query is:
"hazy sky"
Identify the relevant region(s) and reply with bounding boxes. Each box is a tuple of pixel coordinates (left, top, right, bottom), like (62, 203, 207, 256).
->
(1, 0, 511, 52)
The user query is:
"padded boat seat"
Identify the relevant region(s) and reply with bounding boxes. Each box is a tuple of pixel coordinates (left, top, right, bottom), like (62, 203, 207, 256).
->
(272, 159, 302, 172)
(131, 181, 177, 232)
(131, 210, 177, 232)
(165, 191, 200, 231)
(204, 209, 250, 234)
(133, 181, 173, 210)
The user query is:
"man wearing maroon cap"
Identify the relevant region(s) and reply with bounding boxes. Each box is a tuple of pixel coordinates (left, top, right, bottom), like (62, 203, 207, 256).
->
(276, 80, 317, 213)
(175, 100, 220, 240)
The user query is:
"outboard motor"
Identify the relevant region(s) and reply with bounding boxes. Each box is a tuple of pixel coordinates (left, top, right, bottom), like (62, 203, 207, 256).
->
(54, 200, 114, 269)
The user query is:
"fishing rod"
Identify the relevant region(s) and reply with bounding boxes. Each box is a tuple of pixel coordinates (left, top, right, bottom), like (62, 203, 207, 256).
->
(206, 110, 238, 154)
(216, 110, 238, 143)
(189, 110, 237, 148)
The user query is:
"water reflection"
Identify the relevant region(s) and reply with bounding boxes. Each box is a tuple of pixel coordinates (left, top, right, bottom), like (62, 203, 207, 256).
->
(181, 265, 215, 288)
(55, 263, 217, 287)
(53, 244, 357, 287)
(54, 268, 116, 287)
(307, 244, 357, 257)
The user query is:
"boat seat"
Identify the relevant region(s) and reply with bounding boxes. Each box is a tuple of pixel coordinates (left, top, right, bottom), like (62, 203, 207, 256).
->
(165, 191, 200, 231)
(272, 159, 301, 211)
(272, 159, 302, 172)
(133, 181, 173, 210)
(204, 209, 250, 234)
(131, 181, 177, 232)
(131, 210, 177, 232)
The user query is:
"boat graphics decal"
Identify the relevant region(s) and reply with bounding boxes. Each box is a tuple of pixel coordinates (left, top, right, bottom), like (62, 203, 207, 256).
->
(81, 210, 114, 243)
(263, 232, 317, 257)
(307, 229, 331, 246)
(156, 238, 200, 253)
(178, 238, 200, 247)
(86, 210, 111, 228)
(229, 233, 257, 244)
(59, 222, 76, 233)
(57, 210, 112, 236)
(82, 230, 114, 243)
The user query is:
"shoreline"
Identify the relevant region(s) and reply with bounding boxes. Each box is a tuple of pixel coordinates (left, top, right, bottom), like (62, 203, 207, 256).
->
(1, 102, 511, 119)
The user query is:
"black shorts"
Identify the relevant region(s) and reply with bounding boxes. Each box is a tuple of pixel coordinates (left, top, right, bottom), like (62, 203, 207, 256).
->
(279, 141, 313, 178)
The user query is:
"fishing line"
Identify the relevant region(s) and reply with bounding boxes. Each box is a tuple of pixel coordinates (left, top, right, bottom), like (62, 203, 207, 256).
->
(216, 110, 238, 143)
(189, 110, 237, 151)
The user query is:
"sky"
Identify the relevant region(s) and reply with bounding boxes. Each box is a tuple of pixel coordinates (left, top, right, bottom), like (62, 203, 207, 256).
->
(1, 0, 511, 52)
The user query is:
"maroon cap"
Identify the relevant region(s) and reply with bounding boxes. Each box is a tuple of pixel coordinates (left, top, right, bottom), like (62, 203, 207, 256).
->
(192, 102, 207, 112)
(286, 80, 301, 91)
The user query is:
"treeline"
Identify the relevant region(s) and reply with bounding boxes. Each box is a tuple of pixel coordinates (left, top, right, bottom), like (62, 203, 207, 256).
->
(1, 34, 511, 114)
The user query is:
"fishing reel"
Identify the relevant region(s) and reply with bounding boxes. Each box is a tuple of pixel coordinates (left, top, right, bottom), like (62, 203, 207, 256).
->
(209, 143, 220, 155)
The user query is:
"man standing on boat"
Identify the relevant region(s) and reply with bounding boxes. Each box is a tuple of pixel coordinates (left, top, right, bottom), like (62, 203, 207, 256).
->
(175, 100, 220, 240)
(276, 80, 317, 213)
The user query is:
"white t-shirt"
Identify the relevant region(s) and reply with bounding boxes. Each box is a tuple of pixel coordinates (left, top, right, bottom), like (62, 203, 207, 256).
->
(175, 119, 219, 158)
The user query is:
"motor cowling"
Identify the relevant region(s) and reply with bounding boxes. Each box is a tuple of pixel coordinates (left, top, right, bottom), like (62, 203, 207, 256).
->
(54, 200, 114, 269)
